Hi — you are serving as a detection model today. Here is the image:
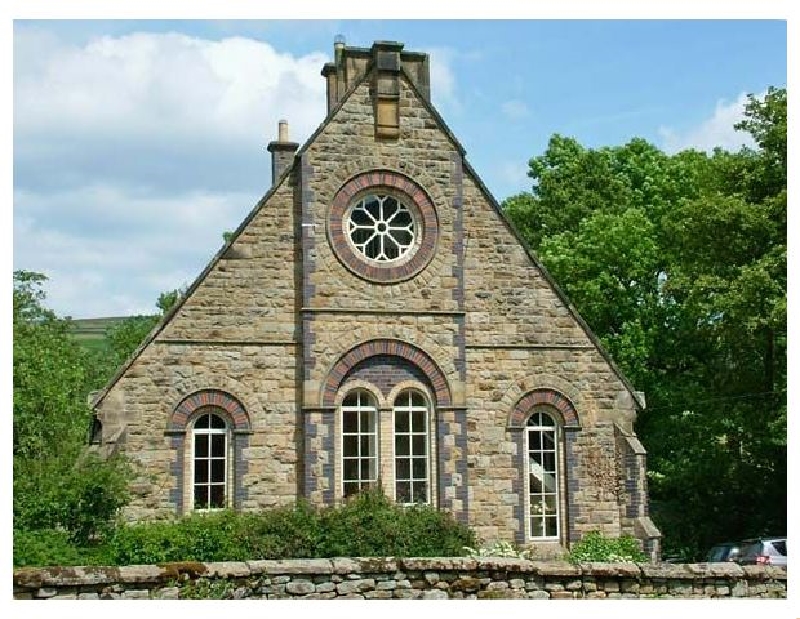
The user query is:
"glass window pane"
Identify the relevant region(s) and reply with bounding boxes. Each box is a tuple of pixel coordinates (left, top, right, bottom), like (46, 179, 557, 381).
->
(529, 432, 542, 451)
(343, 393, 359, 407)
(543, 472, 556, 493)
(412, 457, 427, 479)
(195, 435, 209, 458)
(211, 458, 225, 482)
(343, 459, 359, 482)
(343, 436, 358, 457)
(343, 411, 358, 433)
(411, 410, 426, 433)
(195, 460, 209, 483)
(543, 452, 556, 473)
(396, 458, 410, 480)
(395, 435, 410, 456)
(210, 485, 225, 508)
(545, 516, 558, 537)
(360, 435, 375, 457)
(194, 486, 208, 509)
(530, 471, 543, 494)
(531, 517, 544, 537)
(542, 432, 555, 450)
(360, 410, 374, 433)
(211, 434, 226, 457)
(395, 411, 410, 433)
(395, 391, 410, 407)
(396, 481, 411, 504)
(343, 482, 359, 498)
(545, 493, 557, 513)
(411, 392, 425, 407)
(210, 414, 226, 429)
(195, 414, 210, 429)
(412, 435, 426, 456)
(412, 482, 428, 504)
(360, 458, 375, 481)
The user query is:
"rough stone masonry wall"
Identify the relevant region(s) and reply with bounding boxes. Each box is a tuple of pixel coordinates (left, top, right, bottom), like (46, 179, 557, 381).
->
(14, 558, 786, 600)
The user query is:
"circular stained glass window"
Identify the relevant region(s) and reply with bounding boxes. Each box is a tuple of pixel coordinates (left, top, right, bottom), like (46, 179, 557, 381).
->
(347, 194, 416, 263)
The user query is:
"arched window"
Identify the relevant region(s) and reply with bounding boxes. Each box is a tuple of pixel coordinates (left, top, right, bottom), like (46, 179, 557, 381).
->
(192, 411, 229, 510)
(341, 390, 377, 498)
(393, 390, 430, 504)
(527, 409, 560, 539)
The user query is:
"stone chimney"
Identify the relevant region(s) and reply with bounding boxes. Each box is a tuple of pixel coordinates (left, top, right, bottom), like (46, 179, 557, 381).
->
(266, 120, 299, 186)
(321, 37, 431, 118)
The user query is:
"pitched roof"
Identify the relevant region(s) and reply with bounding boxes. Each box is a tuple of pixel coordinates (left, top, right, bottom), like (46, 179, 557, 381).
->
(92, 54, 643, 412)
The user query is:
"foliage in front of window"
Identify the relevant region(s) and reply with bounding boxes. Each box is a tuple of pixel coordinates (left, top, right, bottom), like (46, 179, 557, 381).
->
(463, 540, 532, 560)
(566, 531, 647, 564)
(15, 489, 477, 567)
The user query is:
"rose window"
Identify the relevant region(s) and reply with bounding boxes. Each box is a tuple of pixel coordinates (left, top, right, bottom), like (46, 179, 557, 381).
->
(347, 194, 416, 262)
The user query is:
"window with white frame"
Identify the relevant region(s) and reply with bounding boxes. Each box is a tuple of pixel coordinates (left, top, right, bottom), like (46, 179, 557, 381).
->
(192, 411, 229, 509)
(393, 390, 430, 504)
(347, 194, 417, 263)
(527, 409, 560, 539)
(341, 390, 378, 498)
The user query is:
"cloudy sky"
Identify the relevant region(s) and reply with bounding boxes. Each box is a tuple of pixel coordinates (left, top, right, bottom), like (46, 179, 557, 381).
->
(11, 16, 787, 319)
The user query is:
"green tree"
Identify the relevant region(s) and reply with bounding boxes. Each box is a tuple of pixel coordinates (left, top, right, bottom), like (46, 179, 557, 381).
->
(503, 88, 786, 559)
(13, 271, 131, 541)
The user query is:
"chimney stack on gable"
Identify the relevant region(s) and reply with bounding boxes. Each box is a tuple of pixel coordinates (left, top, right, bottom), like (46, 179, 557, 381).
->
(266, 119, 299, 186)
(320, 37, 431, 117)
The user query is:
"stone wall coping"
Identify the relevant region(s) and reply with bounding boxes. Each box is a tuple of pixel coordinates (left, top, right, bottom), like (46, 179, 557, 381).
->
(14, 558, 787, 588)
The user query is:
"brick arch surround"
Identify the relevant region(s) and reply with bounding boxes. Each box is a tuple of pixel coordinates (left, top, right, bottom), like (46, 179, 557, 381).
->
(327, 170, 439, 283)
(509, 389, 581, 429)
(169, 389, 251, 432)
(321, 339, 452, 407)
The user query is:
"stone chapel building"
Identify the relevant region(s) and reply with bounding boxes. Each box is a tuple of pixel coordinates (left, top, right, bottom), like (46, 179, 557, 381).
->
(91, 39, 661, 558)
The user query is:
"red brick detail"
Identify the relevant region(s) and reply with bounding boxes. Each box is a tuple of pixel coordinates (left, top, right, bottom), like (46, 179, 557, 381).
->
(323, 339, 451, 407)
(328, 170, 439, 283)
(510, 389, 580, 428)
(170, 389, 251, 431)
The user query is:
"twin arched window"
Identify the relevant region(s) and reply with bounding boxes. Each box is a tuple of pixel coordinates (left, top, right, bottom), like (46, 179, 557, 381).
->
(341, 388, 430, 504)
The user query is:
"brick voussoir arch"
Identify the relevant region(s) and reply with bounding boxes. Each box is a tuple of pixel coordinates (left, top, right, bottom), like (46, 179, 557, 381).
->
(509, 389, 581, 429)
(328, 169, 439, 283)
(169, 389, 251, 432)
(322, 339, 452, 407)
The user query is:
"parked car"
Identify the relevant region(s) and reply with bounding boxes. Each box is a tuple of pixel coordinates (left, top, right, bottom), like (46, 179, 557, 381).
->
(706, 542, 741, 563)
(737, 537, 787, 567)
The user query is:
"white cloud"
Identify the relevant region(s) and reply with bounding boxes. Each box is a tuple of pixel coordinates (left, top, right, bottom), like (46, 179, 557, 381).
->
(13, 27, 332, 318)
(14, 29, 328, 148)
(501, 99, 529, 120)
(658, 92, 760, 154)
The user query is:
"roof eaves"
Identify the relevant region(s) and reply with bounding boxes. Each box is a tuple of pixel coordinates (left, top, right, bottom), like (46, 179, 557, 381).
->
(91, 162, 297, 410)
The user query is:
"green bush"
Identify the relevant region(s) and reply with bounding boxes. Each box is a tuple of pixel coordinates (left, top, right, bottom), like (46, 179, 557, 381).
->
(13, 529, 112, 567)
(15, 489, 477, 567)
(566, 530, 647, 564)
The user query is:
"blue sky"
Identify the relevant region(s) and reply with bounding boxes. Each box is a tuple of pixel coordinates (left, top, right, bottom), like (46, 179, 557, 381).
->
(11, 18, 788, 319)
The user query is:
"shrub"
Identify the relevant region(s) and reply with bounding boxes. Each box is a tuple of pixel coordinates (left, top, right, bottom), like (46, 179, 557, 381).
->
(13, 529, 111, 567)
(15, 489, 478, 567)
(463, 540, 531, 559)
(566, 530, 647, 564)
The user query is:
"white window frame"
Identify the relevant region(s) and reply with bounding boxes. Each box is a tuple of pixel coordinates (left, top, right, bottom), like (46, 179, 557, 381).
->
(190, 411, 229, 511)
(346, 193, 417, 264)
(392, 389, 431, 505)
(340, 389, 378, 498)
(526, 409, 561, 540)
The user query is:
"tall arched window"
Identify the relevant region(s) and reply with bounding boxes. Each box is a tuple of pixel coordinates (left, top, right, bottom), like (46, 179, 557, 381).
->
(527, 409, 560, 539)
(192, 411, 229, 510)
(393, 390, 430, 504)
(341, 390, 377, 498)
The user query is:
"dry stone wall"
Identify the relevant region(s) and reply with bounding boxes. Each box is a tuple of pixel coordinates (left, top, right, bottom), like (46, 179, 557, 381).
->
(14, 558, 786, 600)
